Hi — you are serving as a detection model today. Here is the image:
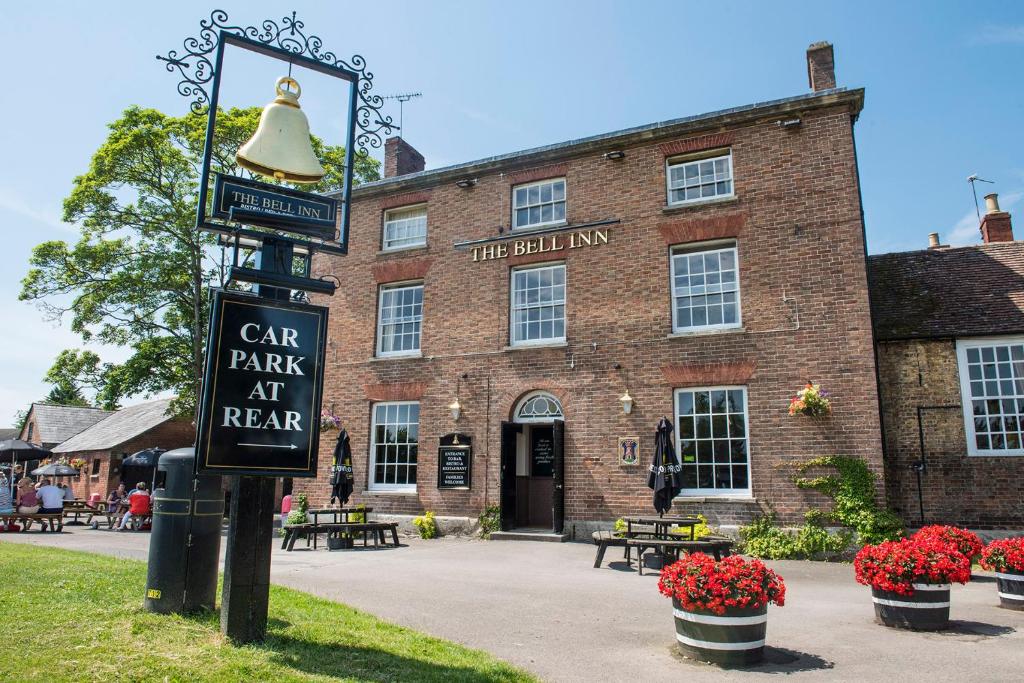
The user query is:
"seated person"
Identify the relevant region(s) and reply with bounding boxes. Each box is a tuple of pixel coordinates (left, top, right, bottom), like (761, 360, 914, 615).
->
(117, 482, 151, 531)
(16, 479, 40, 514)
(0, 473, 12, 514)
(36, 479, 66, 514)
(107, 483, 128, 515)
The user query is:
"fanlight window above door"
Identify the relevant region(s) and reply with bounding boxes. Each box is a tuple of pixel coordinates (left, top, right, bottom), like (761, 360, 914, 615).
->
(514, 392, 564, 423)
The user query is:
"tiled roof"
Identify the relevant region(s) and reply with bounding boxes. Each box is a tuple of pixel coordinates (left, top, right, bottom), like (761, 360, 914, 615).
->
(868, 242, 1024, 340)
(0, 428, 18, 440)
(26, 403, 112, 447)
(53, 398, 176, 453)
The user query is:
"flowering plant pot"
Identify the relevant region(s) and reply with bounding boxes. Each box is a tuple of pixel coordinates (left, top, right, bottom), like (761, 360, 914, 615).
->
(911, 525, 984, 562)
(980, 537, 1024, 610)
(854, 538, 971, 630)
(659, 554, 785, 665)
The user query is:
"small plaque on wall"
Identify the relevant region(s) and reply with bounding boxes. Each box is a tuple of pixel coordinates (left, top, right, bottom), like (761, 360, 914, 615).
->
(618, 437, 640, 466)
(438, 433, 472, 489)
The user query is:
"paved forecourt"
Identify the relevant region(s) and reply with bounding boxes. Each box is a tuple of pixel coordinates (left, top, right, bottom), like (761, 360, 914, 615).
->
(2, 531, 1021, 682)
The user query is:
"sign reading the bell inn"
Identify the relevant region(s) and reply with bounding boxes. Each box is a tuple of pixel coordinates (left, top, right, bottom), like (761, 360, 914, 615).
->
(212, 173, 338, 240)
(196, 290, 328, 477)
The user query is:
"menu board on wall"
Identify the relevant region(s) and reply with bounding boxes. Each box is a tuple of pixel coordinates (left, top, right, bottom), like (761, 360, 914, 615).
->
(438, 433, 472, 489)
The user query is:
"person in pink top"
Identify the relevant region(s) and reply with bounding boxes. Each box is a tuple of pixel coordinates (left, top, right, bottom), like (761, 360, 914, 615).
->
(280, 494, 292, 527)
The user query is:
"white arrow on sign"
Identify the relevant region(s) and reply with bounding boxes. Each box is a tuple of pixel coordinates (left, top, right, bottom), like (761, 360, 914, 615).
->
(238, 442, 298, 450)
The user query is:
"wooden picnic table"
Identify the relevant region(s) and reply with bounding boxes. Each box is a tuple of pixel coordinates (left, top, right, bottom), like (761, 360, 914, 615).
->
(306, 507, 373, 550)
(62, 500, 100, 525)
(623, 516, 700, 541)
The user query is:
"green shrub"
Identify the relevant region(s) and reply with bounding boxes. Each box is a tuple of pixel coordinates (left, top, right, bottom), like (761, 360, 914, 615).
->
(613, 518, 627, 537)
(412, 511, 438, 539)
(478, 505, 501, 539)
(669, 514, 716, 540)
(280, 493, 308, 536)
(739, 513, 801, 559)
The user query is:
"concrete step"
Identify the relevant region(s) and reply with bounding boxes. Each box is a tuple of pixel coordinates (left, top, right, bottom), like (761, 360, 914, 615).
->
(489, 530, 569, 543)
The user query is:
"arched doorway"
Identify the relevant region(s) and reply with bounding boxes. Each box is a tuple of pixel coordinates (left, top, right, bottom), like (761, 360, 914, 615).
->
(500, 392, 565, 532)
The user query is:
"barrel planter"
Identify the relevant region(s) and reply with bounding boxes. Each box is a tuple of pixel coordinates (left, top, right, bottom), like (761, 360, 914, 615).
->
(871, 583, 950, 630)
(995, 569, 1024, 610)
(672, 598, 767, 665)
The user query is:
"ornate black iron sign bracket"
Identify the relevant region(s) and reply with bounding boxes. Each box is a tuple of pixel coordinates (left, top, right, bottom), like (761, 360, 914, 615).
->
(157, 10, 395, 257)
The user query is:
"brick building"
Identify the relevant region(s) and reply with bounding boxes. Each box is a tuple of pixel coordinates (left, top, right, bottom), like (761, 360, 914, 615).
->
(52, 398, 194, 502)
(19, 403, 112, 450)
(294, 42, 884, 535)
(870, 196, 1024, 528)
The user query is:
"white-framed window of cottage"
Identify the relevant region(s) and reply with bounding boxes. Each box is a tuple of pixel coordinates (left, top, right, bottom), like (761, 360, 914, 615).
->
(382, 205, 427, 251)
(369, 401, 420, 490)
(666, 150, 734, 206)
(510, 263, 566, 346)
(512, 178, 566, 230)
(376, 282, 424, 357)
(956, 336, 1024, 456)
(670, 241, 741, 333)
(674, 386, 751, 496)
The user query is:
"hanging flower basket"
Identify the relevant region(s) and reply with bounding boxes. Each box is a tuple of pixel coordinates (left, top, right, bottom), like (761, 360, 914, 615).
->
(659, 554, 786, 665)
(980, 537, 1024, 611)
(854, 538, 971, 630)
(788, 382, 831, 417)
(320, 409, 341, 431)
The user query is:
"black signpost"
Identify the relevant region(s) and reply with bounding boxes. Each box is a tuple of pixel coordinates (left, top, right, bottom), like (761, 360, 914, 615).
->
(438, 434, 472, 489)
(196, 290, 328, 477)
(156, 9, 395, 645)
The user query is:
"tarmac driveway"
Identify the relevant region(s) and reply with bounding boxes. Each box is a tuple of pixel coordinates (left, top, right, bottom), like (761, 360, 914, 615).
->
(3, 530, 1022, 682)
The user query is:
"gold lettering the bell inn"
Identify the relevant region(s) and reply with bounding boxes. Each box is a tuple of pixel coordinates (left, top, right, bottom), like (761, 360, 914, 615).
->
(472, 228, 609, 262)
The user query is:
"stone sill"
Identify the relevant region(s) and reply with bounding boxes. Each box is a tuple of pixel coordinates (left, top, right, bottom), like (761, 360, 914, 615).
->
(368, 353, 423, 363)
(675, 496, 758, 504)
(667, 326, 745, 340)
(503, 342, 568, 352)
(662, 195, 740, 215)
(376, 245, 430, 258)
(363, 490, 418, 496)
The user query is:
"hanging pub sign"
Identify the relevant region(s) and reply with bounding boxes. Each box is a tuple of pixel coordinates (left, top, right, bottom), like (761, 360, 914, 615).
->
(195, 289, 328, 477)
(437, 433, 472, 489)
(212, 173, 338, 240)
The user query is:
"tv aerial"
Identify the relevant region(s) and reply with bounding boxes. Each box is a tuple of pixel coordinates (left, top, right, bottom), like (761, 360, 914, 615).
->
(967, 174, 995, 225)
(381, 92, 423, 135)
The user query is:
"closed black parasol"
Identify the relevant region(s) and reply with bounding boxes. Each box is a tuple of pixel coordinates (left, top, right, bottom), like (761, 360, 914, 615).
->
(330, 428, 354, 506)
(647, 417, 683, 515)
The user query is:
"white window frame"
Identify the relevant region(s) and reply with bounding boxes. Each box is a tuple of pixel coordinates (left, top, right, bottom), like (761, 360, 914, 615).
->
(382, 204, 427, 251)
(376, 281, 424, 358)
(510, 263, 567, 347)
(666, 151, 734, 206)
(513, 391, 564, 423)
(512, 178, 567, 231)
(956, 336, 1024, 457)
(670, 241, 742, 333)
(673, 386, 752, 496)
(368, 400, 420, 491)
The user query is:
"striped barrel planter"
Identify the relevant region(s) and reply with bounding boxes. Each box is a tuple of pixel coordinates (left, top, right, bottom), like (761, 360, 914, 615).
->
(672, 598, 767, 665)
(871, 583, 950, 630)
(995, 569, 1024, 610)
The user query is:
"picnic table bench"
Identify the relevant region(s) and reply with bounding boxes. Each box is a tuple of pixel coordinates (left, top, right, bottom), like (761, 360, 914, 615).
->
(63, 501, 100, 525)
(625, 537, 734, 575)
(282, 521, 399, 551)
(0, 512, 64, 532)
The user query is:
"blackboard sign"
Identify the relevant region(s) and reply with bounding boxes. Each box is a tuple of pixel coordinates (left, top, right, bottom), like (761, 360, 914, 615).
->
(438, 434, 472, 489)
(531, 428, 554, 477)
(195, 290, 328, 477)
(213, 173, 338, 239)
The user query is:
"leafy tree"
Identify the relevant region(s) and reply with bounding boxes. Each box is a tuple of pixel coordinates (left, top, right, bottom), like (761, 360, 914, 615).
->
(43, 383, 91, 408)
(21, 106, 379, 417)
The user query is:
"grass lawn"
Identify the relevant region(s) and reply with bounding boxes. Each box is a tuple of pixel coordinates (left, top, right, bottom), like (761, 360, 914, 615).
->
(0, 543, 535, 683)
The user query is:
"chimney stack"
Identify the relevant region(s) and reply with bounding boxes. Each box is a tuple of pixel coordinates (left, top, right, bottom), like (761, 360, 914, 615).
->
(806, 42, 836, 92)
(980, 193, 1014, 243)
(928, 232, 941, 249)
(384, 136, 426, 178)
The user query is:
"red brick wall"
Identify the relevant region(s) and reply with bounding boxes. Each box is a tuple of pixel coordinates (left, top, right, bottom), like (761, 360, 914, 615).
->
(878, 339, 1024, 528)
(296, 102, 883, 526)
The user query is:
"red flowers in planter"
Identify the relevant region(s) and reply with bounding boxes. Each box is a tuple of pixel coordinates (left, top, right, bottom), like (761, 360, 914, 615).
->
(854, 538, 971, 596)
(658, 553, 786, 615)
(980, 537, 1024, 573)
(911, 525, 984, 562)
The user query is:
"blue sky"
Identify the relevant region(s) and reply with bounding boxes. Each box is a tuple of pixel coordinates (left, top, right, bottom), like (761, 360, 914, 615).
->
(1, 0, 1022, 422)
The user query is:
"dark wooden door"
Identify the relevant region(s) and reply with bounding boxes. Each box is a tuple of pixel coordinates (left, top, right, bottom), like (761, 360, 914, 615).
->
(552, 419, 564, 534)
(500, 422, 520, 531)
